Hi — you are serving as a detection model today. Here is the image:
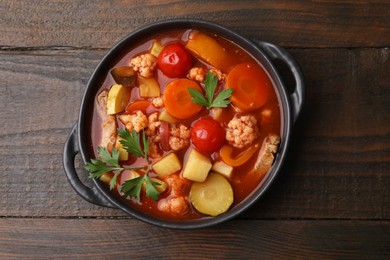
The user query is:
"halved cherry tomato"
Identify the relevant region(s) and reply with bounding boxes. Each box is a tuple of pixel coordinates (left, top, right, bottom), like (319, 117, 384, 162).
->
(220, 142, 260, 167)
(191, 117, 225, 154)
(163, 79, 202, 119)
(158, 43, 193, 78)
(226, 62, 271, 111)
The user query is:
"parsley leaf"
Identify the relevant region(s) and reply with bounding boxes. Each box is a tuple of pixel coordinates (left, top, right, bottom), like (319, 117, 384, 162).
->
(189, 71, 233, 109)
(118, 128, 147, 159)
(85, 147, 123, 179)
(121, 174, 161, 201)
(85, 129, 162, 201)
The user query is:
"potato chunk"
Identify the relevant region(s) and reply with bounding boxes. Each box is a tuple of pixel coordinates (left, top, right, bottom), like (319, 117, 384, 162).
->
(190, 173, 234, 216)
(115, 138, 128, 161)
(107, 84, 131, 115)
(182, 148, 212, 182)
(152, 153, 182, 178)
(158, 108, 178, 123)
(211, 161, 233, 179)
(139, 76, 160, 98)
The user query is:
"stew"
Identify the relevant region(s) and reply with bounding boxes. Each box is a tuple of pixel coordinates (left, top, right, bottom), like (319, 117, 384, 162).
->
(86, 29, 281, 220)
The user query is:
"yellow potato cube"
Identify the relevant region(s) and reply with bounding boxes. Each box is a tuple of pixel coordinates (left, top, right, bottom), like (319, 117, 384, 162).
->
(152, 153, 182, 178)
(115, 138, 128, 161)
(139, 76, 160, 98)
(158, 108, 178, 123)
(182, 148, 212, 182)
(211, 161, 233, 179)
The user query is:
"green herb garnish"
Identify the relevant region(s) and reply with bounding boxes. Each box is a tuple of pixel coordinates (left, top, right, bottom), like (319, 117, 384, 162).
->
(85, 129, 161, 201)
(188, 71, 233, 109)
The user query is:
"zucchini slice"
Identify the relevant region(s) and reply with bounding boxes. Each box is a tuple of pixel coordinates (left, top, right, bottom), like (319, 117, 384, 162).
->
(190, 173, 233, 216)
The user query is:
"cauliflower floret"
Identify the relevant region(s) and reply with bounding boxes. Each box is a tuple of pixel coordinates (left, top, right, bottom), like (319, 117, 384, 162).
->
(226, 115, 259, 148)
(151, 97, 164, 108)
(157, 174, 192, 215)
(145, 112, 161, 137)
(118, 110, 148, 132)
(209, 68, 226, 81)
(145, 112, 162, 158)
(129, 53, 157, 78)
(188, 67, 206, 82)
(169, 124, 190, 151)
(165, 174, 192, 196)
(158, 196, 189, 215)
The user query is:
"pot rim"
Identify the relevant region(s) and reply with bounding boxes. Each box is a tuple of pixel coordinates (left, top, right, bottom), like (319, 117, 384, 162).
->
(76, 18, 296, 229)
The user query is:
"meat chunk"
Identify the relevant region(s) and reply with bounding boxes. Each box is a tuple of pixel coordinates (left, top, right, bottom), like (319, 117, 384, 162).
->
(118, 111, 148, 132)
(129, 53, 157, 78)
(96, 89, 117, 152)
(255, 135, 280, 173)
(169, 124, 190, 151)
(100, 116, 117, 153)
(96, 89, 109, 119)
(188, 67, 206, 82)
(226, 115, 259, 148)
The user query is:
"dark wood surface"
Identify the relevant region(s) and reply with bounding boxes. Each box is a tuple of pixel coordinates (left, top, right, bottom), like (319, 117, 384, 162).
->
(0, 1, 389, 259)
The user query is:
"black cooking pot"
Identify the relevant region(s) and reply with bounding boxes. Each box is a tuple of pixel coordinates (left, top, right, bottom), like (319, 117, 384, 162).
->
(63, 19, 305, 229)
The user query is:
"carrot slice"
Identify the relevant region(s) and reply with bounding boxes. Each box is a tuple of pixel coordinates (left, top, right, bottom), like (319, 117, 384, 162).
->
(125, 100, 151, 114)
(226, 62, 271, 111)
(220, 142, 260, 167)
(163, 79, 202, 119)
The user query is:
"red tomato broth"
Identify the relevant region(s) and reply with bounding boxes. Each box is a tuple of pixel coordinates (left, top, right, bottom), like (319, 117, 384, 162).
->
(89, 29, 281, 221)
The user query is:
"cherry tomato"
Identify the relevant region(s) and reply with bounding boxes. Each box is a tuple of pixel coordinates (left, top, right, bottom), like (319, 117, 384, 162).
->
(158, 43, 193, 78)
(191, 118, 225, 153)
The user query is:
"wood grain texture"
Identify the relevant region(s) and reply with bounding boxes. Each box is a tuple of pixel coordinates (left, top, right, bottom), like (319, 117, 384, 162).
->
(0, 218, 389, 259)
(0, 48, 388, 219)
(1, 0, 389, 48)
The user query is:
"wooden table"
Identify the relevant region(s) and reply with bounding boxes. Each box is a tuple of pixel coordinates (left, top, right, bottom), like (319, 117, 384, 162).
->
(1, 1, 389, 258)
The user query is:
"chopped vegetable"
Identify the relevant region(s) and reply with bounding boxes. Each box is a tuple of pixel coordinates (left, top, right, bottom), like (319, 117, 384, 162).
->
(185, 31, 232, 72)
(85, 147, 145, 190)
(190, 117, 225, 153)
(158, 108, 178, 124)
(211, 161, 233, 179)
(85, 129, 164, 201)
(182, 148, 212, 182)
(110, 66, 136, 87)
(220, 142, 260, 167)
(226, 62, 271, 111)
(125, 100, 151, 114)
(188, 71, 233, 110)
(152, 153, 182, 178)
(121, 173, 161, 201)
(159, 121, 170, 151)
(190, 173, 233, 216)
(158, 43, 193, 78)
(150, 40, 163, 57)
(106, 84, 131, 115)
(139, 76, 161, 98)
(115, 138, 128, 161)
(163, 79, 203, 119)
(118, 128, 149, 160)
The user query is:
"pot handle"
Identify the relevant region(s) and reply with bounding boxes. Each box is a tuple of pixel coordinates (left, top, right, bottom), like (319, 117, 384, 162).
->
(63, 124, 116, 208)
(256, 41, 305, 123)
